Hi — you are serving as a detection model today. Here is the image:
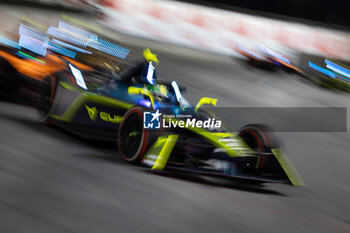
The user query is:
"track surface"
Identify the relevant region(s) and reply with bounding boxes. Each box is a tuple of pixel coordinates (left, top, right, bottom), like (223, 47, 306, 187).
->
(1, 6, 350, 233)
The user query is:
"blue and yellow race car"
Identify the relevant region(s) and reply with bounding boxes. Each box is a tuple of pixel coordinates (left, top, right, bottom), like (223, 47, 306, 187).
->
(36, 48, 304, 187)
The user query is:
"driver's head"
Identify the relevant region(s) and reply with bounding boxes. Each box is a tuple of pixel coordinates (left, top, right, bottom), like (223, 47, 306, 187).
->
(147, 83, 169, 102)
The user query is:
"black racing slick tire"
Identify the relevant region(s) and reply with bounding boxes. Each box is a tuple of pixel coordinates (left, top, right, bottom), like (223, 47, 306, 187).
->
(238, 124, 279, 171)
(37, 71, 71, 123)
(0, 57, 19, 100)
(117, 106, 159, 164)
(37, 75, 57, 123)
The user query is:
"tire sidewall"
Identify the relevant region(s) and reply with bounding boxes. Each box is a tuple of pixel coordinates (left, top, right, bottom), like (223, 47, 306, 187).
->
(117, 106, 150, 163)
(238, 124, 277, 169)
(38, 75, 57, 123)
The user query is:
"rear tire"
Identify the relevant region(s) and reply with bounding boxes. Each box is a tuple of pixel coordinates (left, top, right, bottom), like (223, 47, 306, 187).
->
(238, 124, 279, 171)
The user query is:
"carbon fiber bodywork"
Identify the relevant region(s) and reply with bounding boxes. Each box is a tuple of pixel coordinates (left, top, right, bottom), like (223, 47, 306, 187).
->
(42, 69, 303, 186)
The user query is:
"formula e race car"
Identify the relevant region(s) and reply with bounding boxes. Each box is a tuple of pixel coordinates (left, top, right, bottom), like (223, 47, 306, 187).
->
(302, 59, 350, 92)
(237, 44, 302, 74)
(33, 51, 304, 187)
(0, 21, 131, 106)
(0, 42, 93, 105)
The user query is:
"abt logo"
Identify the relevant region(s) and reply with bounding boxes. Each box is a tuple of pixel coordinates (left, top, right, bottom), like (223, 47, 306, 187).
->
(144, 110, 161, 129)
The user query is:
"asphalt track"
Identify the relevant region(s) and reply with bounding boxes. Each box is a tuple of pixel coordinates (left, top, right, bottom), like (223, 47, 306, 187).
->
(1, 6, 350, 233)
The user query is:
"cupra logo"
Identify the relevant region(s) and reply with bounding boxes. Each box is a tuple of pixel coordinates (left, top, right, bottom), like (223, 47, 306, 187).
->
(85, 105, 123, 124)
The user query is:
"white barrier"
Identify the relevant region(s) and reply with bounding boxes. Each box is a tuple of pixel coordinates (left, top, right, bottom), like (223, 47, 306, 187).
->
(98, 0, 350, 61)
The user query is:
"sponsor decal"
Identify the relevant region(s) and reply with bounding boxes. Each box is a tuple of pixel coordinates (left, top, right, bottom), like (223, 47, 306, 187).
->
(85, 105, 98, 121)
(85, 105, 123, 123)
(143, 110, 161, 129)
(143, 110, 222, 129)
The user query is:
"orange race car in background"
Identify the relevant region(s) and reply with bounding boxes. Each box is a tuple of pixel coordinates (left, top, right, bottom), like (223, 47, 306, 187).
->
(0, 20, 131, 107)
(237, 44, 302, 74)
(0, 42, 93, 105)
(0, 22, 94, 106)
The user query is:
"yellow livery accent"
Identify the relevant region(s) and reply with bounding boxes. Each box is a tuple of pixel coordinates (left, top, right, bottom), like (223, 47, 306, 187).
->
(272, 148, 305, 186)
(195, 97, 217, 112)
(152, 135, 179, 170)
(143, 48, 159, 64)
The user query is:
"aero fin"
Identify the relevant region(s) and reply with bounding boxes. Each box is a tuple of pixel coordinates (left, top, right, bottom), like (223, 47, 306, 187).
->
(272, 148, 305, 186)
(142, 135, 178, 170)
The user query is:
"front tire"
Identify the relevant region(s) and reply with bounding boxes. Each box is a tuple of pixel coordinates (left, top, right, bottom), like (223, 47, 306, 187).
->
(0, 57, 19, 100)
(117, 106, 159, 164)
(37, 75, 57, 123)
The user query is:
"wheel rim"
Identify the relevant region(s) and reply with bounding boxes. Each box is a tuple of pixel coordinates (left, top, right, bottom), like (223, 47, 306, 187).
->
(119, 113, 143, 159)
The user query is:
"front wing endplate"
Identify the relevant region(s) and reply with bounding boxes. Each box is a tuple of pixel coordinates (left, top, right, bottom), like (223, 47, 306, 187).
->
(142, 134, 179, 170)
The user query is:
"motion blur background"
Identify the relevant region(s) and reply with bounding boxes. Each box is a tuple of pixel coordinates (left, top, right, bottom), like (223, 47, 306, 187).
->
(0, 1, 350, 233)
